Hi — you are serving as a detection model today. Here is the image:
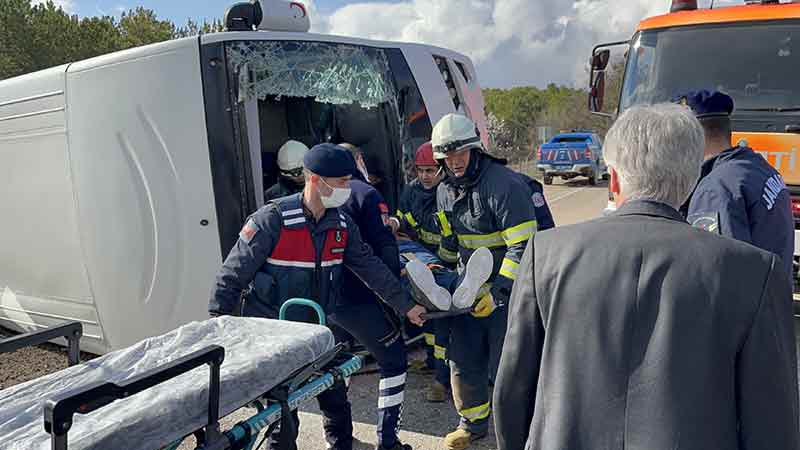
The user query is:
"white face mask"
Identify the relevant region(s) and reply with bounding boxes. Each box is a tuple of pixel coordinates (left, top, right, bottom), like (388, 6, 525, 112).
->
(318, 178, 352, 209)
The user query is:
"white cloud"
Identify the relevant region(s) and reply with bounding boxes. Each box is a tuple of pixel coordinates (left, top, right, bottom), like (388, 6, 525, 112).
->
(32, 0, 75, 13)
(301, 0, 676, 88)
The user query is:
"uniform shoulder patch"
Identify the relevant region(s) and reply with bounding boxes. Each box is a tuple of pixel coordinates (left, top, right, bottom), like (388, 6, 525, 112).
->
(687, 212, 721, 234)
(378, 202, 390, 226)
(532, 192, 545, 208)
(239, 218, 259, 244)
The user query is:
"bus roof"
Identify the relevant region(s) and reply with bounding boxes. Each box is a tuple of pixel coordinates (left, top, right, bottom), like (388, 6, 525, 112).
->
(638, 3, 800, 31)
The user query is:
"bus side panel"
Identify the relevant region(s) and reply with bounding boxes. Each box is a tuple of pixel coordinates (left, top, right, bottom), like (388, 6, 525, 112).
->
(0, 66, 102, 348)
(66, 38, 222, 351)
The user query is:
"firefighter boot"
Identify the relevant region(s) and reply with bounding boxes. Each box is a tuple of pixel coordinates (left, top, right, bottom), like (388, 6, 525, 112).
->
(443, 428, 485, 450)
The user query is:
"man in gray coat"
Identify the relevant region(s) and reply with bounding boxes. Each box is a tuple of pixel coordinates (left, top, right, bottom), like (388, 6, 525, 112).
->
(494, 103, 799, 450)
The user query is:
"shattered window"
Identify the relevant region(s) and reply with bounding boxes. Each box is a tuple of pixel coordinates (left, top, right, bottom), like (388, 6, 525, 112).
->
(227, 41, 398, 109)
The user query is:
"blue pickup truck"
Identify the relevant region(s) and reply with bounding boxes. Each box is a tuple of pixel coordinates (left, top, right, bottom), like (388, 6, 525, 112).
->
(536, 131, 606, 185)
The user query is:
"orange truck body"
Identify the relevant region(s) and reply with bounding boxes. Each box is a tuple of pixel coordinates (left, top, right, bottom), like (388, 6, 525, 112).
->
(638, 3, 800, 185)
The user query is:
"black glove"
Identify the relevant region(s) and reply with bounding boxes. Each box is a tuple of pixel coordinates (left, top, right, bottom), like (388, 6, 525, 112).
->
(490, 277, 514, 307)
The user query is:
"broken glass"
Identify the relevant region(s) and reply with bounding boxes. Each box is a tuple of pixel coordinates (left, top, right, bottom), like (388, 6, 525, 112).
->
(227, 40, 398, 109)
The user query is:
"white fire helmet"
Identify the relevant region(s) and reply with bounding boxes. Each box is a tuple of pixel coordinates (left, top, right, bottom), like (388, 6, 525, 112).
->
(276, 140, 309, 171)
(431, 113, 482, 160)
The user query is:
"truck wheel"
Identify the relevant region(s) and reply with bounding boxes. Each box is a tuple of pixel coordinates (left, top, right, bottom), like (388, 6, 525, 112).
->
(543, 175, 553, 185)
(588, 170, 597, 186)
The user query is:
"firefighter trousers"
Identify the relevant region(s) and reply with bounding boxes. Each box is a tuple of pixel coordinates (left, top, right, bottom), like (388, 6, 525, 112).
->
(447, 305, 508, 436)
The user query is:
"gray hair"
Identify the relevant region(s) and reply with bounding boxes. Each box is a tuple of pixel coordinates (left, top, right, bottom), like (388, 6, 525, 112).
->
(604, 103, 704, 209)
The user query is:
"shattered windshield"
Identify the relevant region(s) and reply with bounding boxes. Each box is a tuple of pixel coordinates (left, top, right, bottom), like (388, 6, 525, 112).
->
(227, 40, 398, 109)
(620, 22, 800, 113)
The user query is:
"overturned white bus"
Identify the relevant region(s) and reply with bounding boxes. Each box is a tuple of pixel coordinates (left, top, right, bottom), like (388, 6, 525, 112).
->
(0, 1, 488, 353)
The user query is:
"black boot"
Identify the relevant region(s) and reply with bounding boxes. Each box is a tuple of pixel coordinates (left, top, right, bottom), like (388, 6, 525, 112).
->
(376, 443, 412, 450)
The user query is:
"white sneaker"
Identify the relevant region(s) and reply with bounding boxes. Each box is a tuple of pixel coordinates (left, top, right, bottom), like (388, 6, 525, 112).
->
(452, 247, 494, 309)
(406, 260, 452, 311)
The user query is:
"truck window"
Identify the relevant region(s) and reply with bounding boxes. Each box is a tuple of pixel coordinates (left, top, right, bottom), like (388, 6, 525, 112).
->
(553, 136, 590, 143)
(620, 21, 800, 114)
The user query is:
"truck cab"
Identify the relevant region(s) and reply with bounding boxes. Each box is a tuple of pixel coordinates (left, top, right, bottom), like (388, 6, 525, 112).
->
(589, 0, 800, 313)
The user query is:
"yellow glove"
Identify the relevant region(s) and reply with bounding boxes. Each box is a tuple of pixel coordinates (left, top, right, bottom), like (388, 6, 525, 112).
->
(471, 293, 497, 318)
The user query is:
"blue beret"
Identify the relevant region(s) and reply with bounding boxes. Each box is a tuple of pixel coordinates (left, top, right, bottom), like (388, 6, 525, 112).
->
(303, 143, 356, 178)
(673, 90, 734, 119)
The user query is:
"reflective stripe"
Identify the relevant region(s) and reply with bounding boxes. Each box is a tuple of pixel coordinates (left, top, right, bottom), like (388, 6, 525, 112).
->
(268, 258, 343, 268)
(284, 217, 306, 226)
(458, 232, 505, 249)
(419, 229, 442, 246)
(378, 391, 405, 409)
(423, 333, 435, 346)
(438, 246, 458, 263)
(434, 345, 446, 360)
(321, 259, 344, 268)
(379, 373, 407, 390)
(404, 212, 418, 228)
(281, 208, 303, 217)
(499, 258, 520, 280)
(460, 402, 491, 422)
(501, 220, 537, 246)
(267, 258, 314, 269)
(436, 211, 453, 237)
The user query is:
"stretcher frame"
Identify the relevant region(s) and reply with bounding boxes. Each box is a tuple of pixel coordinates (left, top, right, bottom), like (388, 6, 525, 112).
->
(0, 299, 361, 450)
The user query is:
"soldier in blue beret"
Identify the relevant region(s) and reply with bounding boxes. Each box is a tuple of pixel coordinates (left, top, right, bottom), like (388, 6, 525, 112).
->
(210, 143, 426, 450)
(677, 90, 794, 283)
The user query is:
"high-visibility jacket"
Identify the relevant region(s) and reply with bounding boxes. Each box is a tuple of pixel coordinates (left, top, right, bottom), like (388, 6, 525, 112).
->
(436, 155, 538, 302)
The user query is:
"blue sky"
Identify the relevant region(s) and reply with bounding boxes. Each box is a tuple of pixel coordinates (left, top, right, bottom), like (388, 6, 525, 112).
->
(68, 0, 388, 24)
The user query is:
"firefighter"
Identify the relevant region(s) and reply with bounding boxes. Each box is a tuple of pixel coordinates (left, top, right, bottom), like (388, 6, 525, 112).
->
(264, 140, 308, 202)
(394, 142, 452, 402)
(677, 90, 794, 283)
(209, 143, 426, 450)
(431, 113, 538, 449)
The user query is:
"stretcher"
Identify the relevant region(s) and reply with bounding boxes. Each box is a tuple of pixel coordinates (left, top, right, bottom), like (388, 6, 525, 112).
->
(0, 299, 361, 450)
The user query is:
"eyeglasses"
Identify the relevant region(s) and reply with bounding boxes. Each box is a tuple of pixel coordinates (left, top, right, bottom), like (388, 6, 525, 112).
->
(280, 168, 304, 178)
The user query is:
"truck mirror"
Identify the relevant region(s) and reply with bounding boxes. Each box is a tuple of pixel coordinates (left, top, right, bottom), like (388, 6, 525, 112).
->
(589, 71, 606, 113)
(591, 49, 610, 71)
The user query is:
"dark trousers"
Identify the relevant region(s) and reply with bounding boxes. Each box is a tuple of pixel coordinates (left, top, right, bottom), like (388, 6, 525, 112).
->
(447, 306, 508, 435)
(431, 317, 452, 386)
(331, 301, 408, 449)
(268, 380, 353, 450)
(269, 300, 406, 449)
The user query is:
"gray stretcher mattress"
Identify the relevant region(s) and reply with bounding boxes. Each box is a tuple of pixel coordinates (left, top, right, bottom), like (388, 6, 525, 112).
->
(0, 316, 335, 450)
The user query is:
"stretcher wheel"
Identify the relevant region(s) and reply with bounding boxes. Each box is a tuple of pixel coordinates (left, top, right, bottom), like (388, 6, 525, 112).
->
(279, 298, 326, 326)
